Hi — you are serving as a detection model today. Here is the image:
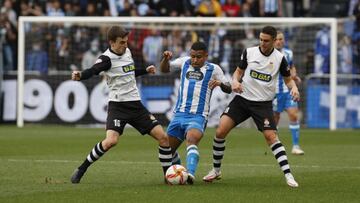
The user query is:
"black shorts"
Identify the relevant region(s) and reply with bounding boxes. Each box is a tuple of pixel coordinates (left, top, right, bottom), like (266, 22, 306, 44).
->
(106, 101, 160, 135)
(222, 95, 277, 132)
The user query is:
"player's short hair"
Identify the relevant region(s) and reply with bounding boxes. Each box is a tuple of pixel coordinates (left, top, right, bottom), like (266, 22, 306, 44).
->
(107, 26, 129, 42)
(261, 26, 277, 39)
(191, 41, 207, 52)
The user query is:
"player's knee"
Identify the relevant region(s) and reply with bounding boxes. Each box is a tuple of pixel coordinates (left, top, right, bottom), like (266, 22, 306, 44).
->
(157, 133, 169, 146)
(103, 135, 118, 149)
(263, 131, 278, 145)
(215, 127, 228, 139)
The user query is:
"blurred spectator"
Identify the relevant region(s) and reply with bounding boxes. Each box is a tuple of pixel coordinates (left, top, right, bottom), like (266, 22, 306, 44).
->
(207, 29, 221, 64)
(348, 0, 359, 17)
(1, 0, 17, 27)
(304, 48, 314, 75)
(25, 40, 48, 75)
(64, 2, 76, 16)
(108, 0, 134, 16)
(46, 0, 65, 16)
(196, 0, 223, 17)
(222, 0, 241, 17)
(0, 11, 17, 72)
(314, 27, 330, 74)
(128, 28, 150, 68)
(338, 35, 353, 74)
(81, 38, 102, 70)
(220, 38, 232, 73)
(243, 0, 260, 17)
(142, 28, 163, 68)
(259, 0, 282, 17)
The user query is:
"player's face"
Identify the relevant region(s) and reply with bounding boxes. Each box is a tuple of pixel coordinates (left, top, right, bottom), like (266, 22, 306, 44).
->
(110, 36, 128, 55)
(275, 33, 285, 50)
(190, 50, 208, 68)
(259, 32, 275, 55)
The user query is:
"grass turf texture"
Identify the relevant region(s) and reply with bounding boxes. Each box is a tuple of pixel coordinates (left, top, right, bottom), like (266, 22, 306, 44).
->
(0, 125, 359, 202)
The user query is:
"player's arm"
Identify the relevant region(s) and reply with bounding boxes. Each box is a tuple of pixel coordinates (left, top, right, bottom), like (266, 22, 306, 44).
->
(290, 65, 301, 85)
(209, 65, 232, 94)
(280, 57, 300, 101)
(160, 51, 173, 73)
(72, 55, 111, 81)
(135, 65, 156, 77)
(232, 49, 247, 93)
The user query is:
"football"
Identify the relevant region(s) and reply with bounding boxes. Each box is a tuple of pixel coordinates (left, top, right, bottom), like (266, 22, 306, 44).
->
(165, 165, 188, 185)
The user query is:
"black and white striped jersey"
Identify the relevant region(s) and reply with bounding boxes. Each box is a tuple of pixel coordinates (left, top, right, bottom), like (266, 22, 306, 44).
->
(238, 46, 290, 102)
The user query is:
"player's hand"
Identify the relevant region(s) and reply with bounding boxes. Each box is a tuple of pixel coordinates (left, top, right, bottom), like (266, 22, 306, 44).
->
(208, 80, 220, 89)
(293, 76, 302, 85)
(232, 80, 243, 93)
(146, 65, 156, 74)
(163, 51, 173, 60)
(290, 86, 300, 102)
(72, 71, 81, 81)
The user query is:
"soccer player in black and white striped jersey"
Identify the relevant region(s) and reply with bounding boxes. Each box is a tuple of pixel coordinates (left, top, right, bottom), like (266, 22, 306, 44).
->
(203, 26, 300, 187)
(70, 26, 172, 184)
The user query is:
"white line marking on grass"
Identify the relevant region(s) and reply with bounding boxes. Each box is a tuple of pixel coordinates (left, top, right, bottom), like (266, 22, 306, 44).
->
(5, 159, 360, 170)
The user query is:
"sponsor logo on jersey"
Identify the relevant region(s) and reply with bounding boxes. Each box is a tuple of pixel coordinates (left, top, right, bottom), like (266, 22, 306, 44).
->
(250, 70, 272, 82)
(186, 70, 204, 81)
(122, 64, 135, 73)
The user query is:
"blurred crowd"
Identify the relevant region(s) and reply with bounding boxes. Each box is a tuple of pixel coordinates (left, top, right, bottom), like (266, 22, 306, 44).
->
(0, 0, 359, 76)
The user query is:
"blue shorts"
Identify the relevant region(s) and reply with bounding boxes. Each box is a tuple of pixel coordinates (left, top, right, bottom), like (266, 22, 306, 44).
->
(167, 112, 206, 142)
(273, 92, 298, 113)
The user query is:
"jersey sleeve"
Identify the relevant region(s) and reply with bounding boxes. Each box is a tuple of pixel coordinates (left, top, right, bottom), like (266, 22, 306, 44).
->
(279, 56, 291, 77)
(169, 56, 190, 70)
(80, 55, 111, 80)
(238, 49, 248, 70)
(213, 65, 229, 83)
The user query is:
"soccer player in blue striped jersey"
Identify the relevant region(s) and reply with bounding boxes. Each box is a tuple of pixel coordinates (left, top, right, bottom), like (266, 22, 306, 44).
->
(274, 31, 304, 155)
(160, 41, 231, 184)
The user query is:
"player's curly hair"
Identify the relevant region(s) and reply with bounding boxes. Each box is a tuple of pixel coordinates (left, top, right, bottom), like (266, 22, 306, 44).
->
(191, 41, 207, 51)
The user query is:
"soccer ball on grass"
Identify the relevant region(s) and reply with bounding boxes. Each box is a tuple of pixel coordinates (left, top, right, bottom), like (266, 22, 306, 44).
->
(165, 164, 188, 185)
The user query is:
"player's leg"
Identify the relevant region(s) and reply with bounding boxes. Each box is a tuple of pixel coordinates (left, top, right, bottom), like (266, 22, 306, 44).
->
(203, 96, 248, 182)
(252, 102, 298, 187)
(71, 130, 120, 184)
(286, 106, 304, 155)
(148, 125, 172, 175)
(263, 130, 298, 187)
(184, 128, 203, 184)
(169, 136, 182, 165)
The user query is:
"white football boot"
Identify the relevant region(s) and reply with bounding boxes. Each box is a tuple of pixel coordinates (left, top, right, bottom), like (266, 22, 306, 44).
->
(285, 173, 299, 188)
(291, 145, 305, 155)
(202, 169, 222, 182)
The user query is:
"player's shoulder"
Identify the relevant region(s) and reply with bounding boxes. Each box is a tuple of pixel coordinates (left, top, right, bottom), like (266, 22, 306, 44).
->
(283, 47, 293, 55)
(206, 62, 221, 70)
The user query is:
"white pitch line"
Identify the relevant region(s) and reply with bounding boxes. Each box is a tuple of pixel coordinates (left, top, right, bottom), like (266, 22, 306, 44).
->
(4, 159, 360, 170)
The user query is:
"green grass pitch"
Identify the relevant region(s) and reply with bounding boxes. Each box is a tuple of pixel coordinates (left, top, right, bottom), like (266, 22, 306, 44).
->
(0, 125, 359, 202)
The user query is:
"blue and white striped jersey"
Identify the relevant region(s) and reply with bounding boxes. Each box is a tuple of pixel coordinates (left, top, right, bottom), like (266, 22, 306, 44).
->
(276, 48, 293, 94)
(169, 56, 228, 119)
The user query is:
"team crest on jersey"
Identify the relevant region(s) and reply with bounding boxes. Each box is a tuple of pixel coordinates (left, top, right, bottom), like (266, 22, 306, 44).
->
(122, 64, 135, 73)
(186, 70, 204, 81)
(250, 70, 272, 82)
(264, 118, 270, 127)
(149, 114, 156, 121)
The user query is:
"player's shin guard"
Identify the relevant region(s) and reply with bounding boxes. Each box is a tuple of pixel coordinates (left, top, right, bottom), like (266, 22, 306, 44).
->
(289, 121, 300, 146)
(79, 142, 107, 171)
(270, 141, 291, 174)
(159, 146, 172, 174)
(172, 151, 181, 165)
(213, 137, 225, 172)
(186, 145, 199, 176)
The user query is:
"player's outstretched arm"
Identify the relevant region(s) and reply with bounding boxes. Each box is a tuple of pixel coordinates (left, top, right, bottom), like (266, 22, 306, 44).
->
(160, 51, 173, 73)
(208, 80, 232, 94)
